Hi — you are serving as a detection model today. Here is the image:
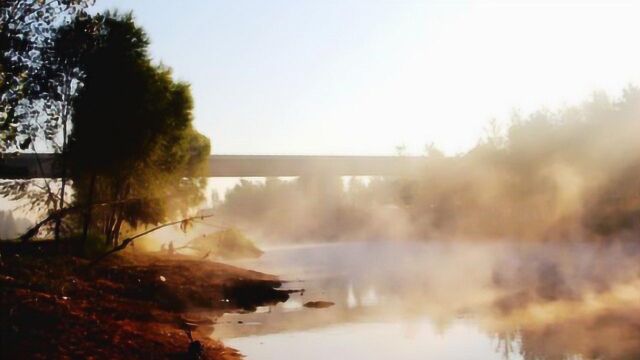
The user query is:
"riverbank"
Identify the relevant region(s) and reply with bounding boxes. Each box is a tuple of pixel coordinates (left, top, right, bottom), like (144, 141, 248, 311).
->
(0, 248, 289, 359)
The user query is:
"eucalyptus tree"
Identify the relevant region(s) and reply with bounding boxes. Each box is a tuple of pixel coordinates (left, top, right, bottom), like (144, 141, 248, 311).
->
(2, 7, 210, 248)
(64, 12, 210, 247)
(1, 0, 93, 241)
(1, 0, 92, 151)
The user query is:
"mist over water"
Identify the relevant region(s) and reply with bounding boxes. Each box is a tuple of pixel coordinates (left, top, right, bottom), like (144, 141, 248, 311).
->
(195, 89, 640, 359)
(212, 240, 640, 360)
(5, 2, 640, 359)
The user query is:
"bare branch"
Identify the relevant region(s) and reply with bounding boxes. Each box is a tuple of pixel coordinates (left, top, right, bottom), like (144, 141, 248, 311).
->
(3, 195, 200, 242)
(89, 214, 216, 266)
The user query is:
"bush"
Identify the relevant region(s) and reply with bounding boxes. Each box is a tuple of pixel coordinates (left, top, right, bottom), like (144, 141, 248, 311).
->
(191, 228, 263, 260)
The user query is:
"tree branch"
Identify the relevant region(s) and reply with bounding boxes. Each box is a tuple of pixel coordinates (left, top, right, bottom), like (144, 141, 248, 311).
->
(16, 205, 76, 242)
(3, 195, 198, 243)
(89, 214, 216, 266)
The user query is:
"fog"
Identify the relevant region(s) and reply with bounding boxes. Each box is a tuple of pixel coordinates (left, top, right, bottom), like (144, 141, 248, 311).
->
(90, 85, 640, 359)
(217, 240, 640, 360)
(213, 87, 640, 244)
(0, 210, 33, 239)
(90, 86, 640, 358)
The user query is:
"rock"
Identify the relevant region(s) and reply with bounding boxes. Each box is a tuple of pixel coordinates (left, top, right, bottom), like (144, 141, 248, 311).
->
(303, 300, 335, 309)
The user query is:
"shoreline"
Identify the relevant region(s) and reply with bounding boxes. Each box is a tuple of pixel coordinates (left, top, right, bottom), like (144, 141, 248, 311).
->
(0, 248, 290, 359)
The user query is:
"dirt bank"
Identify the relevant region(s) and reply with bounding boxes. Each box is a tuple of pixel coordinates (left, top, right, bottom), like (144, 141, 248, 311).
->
(0, 248, 289, 359)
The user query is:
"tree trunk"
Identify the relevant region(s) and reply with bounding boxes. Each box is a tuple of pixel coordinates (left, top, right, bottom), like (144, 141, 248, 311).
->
(53, 127, 67, 244)
(105, 213, 115, 247)
(112, 182, 131, 247)
(104, 181, 123, 247)
(113, 216, 124, 247)
(54, 73, 70, 245)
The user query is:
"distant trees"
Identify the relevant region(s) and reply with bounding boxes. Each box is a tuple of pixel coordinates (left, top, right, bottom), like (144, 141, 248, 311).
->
(0, 210, 31, 239)
(189, 228, 263, 260)
(406, 87, 640, 240)
(217, 176, 387, 242)
(217, 88, 640, 242)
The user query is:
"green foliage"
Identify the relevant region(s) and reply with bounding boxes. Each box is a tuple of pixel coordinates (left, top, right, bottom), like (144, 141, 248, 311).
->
(63, 12, 210, 246)
(0, 0, 93, 152)
(1, 1, 93, 241)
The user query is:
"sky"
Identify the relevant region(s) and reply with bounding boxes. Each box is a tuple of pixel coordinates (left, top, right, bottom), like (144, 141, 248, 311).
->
(90, 0, 640, 156)
(3, 0, 640, 216)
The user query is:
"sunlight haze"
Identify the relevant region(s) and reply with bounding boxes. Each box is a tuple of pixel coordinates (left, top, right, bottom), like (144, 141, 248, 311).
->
(93, 0, 640, 155)
(5, 1, 640, 358)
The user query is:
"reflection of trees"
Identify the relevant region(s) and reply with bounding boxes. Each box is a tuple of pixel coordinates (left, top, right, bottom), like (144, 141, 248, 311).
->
(220, 265, 640, 360)
(221, 241, 640, 360)
(494, 330, 521, 360)
(488, 242, 640, 360)
(495, 310, 640, 360)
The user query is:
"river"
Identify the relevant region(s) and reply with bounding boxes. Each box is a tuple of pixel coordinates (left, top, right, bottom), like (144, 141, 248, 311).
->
(212, 240, 640, 360)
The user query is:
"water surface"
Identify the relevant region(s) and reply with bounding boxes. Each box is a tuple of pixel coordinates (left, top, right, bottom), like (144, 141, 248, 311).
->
(213, 240, 640, 360)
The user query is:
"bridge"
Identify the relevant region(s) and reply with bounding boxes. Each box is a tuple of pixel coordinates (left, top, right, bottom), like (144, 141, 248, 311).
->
(0, 153, 428, 179)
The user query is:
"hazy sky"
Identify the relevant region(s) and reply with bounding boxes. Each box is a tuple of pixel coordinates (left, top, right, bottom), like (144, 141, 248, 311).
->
(90, 0, 640, 156)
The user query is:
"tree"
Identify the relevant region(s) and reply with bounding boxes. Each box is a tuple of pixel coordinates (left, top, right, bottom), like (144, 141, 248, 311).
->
(1, 0, 93, 242)
(64, 12, 210, 247)
(1, 0, 92, 151)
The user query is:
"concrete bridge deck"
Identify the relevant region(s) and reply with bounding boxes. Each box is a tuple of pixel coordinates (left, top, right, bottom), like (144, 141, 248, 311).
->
(0, 153, 428, 179)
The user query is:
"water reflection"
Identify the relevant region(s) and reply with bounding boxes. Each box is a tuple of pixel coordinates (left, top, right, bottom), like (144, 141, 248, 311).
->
(213, 241, 640, 360)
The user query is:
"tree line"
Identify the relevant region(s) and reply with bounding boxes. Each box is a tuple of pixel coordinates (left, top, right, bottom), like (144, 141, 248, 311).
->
(217, 88, 640, 242)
